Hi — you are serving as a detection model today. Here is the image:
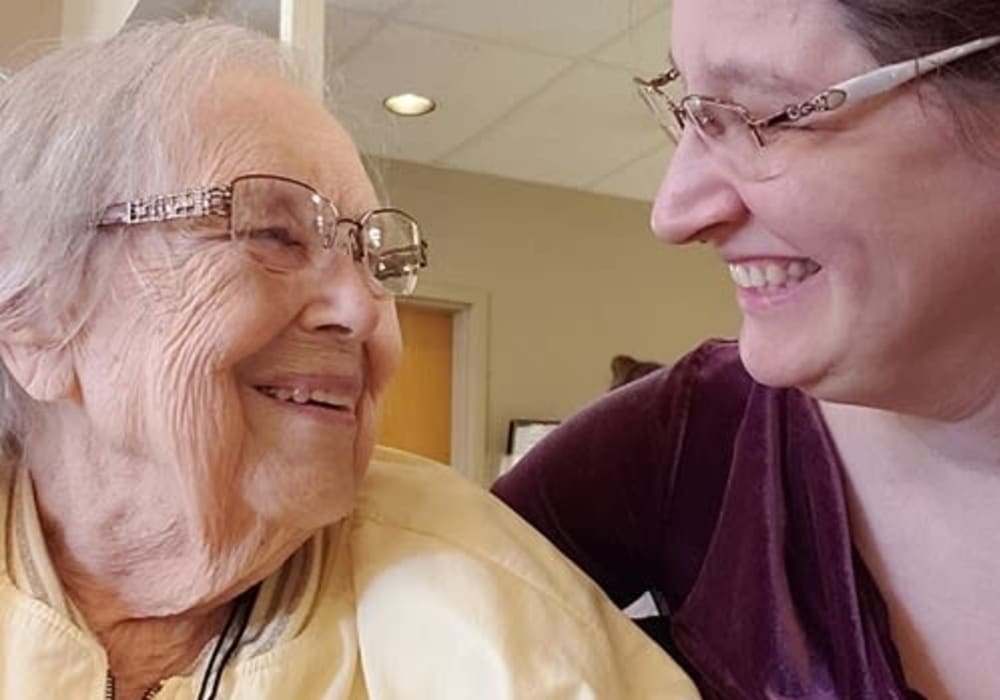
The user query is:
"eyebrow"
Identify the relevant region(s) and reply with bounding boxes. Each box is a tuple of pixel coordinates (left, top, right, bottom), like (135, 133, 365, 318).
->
(668, 52, 815, 99)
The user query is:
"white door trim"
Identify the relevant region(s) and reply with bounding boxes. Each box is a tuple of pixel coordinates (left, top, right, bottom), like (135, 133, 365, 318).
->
(397, 283, 490, 485)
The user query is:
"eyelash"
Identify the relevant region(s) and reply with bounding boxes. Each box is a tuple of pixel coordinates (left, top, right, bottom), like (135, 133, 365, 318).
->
(249, 227, 301, 246)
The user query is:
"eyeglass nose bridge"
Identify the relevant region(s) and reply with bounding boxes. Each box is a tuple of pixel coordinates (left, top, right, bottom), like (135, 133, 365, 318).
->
(634, 73, 686, 142)
(319, 217, 367, 263)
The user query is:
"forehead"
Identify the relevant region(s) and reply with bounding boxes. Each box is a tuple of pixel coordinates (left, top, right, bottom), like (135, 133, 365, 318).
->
(187, 69, 376, 212)
(670, 0, 875, 92)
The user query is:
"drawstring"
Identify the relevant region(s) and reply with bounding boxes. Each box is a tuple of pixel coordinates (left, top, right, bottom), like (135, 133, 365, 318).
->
(196, 583, 261, 700)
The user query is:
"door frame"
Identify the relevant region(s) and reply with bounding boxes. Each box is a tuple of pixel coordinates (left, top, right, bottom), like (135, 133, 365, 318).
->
(396, 283, 490, 484)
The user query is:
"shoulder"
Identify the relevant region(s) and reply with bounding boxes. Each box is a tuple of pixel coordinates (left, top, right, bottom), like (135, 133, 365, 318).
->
(606, 338, 753, 419)
(353, 446, 613, 612)
(347, 448, 699, 698)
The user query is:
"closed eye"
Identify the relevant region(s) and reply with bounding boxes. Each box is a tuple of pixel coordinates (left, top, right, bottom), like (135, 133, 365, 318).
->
(246, 227, 302, 247)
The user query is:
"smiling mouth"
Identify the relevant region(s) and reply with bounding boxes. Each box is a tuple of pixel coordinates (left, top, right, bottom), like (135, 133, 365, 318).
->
(728, 259, 822, 291)
(254, 385, 354, 413)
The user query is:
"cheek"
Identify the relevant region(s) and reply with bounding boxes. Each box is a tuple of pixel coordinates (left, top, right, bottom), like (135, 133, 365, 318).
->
(130, 250, 297, 464)
(748, 166, 894, 272)
(152, 252, 297, 365)
(366, 301, 402, 404)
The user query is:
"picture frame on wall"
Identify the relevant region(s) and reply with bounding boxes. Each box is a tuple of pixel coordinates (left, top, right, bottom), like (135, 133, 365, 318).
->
(499, 419, 561, 474)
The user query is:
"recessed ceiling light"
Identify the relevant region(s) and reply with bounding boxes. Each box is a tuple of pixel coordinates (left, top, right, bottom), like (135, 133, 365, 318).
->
(383, 93, 437, 117)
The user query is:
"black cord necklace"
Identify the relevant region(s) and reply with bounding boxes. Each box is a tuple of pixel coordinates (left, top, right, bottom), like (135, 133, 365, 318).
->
(196, 583, 261, 700)
(105, 583, 261, 700)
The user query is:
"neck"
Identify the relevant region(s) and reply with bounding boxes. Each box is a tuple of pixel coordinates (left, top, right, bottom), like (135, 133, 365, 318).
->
(19, 420, 305, 693)
(101, 606, 232, 699)
(28, 460, 241, 693)
(820, 393, 1000, 500)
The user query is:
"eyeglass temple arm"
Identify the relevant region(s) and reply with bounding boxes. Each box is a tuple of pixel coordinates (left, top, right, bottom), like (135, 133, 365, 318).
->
(835, 35, 1000, 106)
(95, 187, 233, 228)
(757, 35, 1000, 131)
(633, 67, 681, 91)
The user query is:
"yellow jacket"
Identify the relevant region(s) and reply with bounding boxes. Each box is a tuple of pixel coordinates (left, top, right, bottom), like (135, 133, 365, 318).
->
(0, 447, 699, 699)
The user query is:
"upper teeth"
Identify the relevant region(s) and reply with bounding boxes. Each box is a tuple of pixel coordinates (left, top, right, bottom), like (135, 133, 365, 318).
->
(259, 386, 349, 409)
(728, 260, 820, 289)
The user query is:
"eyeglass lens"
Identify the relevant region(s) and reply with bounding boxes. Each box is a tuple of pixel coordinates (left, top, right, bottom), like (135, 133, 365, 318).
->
(640, 82, 797, 180)
(230, 176, 424, 295)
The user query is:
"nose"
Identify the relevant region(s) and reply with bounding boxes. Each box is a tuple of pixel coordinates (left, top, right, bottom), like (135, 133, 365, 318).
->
(650, 132, 749, 245)
(297, 253, 381, 340)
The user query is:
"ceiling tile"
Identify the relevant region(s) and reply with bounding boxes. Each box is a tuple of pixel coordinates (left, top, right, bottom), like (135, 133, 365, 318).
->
(325, 8, 383, 63)
(130, 0, 680, 202)
(440, 61, 663, 190)
(332, 21, 571, 162)
(596, 7, 670, 74)
(191, 2, 382, 64)
(397, 0, 667, 58)
(589, 145, 672, 202)
(137, 0, 384, 56)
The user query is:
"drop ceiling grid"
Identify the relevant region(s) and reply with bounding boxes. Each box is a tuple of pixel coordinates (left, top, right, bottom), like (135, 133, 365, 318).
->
(587, 144, 673, 201)
(438, 60, 666, 190)
(132, 0, 675, 200)
(332, 21, 574, 162)
(393, 0, 668, 58)
(422, 4, 669, 192)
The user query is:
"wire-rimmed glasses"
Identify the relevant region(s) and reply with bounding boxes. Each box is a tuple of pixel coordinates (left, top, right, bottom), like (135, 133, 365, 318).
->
(634, 35, 1000, 179)
(97, 174, 428, 296)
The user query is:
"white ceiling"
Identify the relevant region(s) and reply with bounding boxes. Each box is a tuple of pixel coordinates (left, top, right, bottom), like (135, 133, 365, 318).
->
(131, 0, 676, 201)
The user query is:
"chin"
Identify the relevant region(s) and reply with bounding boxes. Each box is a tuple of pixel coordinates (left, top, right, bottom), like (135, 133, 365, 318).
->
(242, 455, 361, 531)
(266, 488, 357, 534)
(738, 319, 833, 391)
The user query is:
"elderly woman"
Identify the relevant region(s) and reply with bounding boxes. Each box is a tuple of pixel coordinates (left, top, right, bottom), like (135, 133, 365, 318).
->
(0, 20, 698, 700)
(494, 1, 1000, 699)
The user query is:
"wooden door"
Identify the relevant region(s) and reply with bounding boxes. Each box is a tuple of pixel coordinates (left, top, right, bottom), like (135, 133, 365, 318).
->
(377, 303, 453, 463)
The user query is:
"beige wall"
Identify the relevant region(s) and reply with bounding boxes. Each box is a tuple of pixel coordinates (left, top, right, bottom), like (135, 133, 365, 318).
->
(0, 0, 136, 70)
(0, 0, 62, 68)
(375, 159, 741, 475)
(61, 0, 138, 42)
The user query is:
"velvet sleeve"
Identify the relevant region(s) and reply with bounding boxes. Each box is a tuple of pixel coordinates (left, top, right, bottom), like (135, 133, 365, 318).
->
(491, 341, 752, 610)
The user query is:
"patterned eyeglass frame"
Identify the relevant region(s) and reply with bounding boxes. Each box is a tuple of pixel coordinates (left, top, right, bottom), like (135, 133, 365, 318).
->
(95, 173, 428, 292)
(634, 35, 1000, 147)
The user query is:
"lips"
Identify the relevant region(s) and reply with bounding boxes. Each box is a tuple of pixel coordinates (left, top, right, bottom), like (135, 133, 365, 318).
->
(255, 385, 354, 411)
(252, 374, 362, 414)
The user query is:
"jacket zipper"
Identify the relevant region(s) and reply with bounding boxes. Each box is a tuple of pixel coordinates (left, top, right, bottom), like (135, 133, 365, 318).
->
(104, 670, 163, 700)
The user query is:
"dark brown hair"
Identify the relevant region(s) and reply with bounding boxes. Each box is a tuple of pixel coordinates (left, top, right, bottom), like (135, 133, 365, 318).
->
(836, 1, 1000, 151)
(609, 355, 664, 391)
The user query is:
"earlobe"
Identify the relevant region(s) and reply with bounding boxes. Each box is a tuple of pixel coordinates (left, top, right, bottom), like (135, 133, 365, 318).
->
(0, 332, 80, 404)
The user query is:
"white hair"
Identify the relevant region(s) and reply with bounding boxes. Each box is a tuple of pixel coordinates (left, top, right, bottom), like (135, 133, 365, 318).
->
(0, 19, 301, 446)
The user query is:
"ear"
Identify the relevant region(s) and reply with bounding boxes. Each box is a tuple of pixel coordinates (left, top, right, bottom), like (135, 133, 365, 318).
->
(0, 328, 79, 404)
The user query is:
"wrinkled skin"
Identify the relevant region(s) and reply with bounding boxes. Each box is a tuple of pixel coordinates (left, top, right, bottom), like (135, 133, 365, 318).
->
(6, 69, 402, 624)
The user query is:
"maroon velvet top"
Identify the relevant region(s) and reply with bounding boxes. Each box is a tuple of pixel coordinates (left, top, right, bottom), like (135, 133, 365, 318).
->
(492, 341, 924, 700)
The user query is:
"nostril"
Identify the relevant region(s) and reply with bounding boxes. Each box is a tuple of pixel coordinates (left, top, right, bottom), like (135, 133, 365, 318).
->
(313, 321, 353, 335)
(652, 179, 749, 246)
